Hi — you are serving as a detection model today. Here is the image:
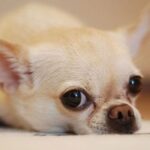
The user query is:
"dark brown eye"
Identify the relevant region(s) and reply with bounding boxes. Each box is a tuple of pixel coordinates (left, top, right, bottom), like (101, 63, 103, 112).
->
(60, 89, 91, 110)
(128, 75, 142, 95)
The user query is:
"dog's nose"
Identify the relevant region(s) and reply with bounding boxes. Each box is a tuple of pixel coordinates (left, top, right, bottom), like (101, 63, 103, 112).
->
(108, 104, 134, 120)
(107, 104, 137, 133)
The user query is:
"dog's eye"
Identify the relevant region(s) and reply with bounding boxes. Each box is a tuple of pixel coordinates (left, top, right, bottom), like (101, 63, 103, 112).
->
(61, 89, 91, 110)
(128, 75, 142, 95)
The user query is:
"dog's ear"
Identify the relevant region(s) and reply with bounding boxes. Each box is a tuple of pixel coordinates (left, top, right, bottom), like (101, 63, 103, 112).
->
(0, 40, 30, 93)
(123, 4, 150, 56)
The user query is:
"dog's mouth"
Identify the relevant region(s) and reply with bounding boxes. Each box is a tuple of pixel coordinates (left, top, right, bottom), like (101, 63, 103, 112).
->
(89, 119, 139, 134)
(106, 117, 139, 134)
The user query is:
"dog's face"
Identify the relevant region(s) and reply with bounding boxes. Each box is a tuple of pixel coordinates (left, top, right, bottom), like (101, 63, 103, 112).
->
(0, 27, 143, 134)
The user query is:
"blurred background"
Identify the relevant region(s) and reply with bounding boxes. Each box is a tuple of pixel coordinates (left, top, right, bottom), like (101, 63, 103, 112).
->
(0, 0, 149, 119)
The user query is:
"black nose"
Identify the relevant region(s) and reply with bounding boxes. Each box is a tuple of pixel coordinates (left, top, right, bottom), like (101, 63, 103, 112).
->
(107, 104, 137, 133)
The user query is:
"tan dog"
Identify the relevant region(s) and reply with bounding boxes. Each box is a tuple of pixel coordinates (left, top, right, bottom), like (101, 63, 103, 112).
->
(0, 3, 149, 134)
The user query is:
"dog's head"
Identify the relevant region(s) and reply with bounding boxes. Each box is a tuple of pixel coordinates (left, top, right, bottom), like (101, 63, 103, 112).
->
(0, 8, 149, 134)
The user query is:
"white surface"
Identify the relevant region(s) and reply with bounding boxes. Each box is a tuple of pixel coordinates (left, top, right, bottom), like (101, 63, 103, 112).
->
(0, 121, 150, 150)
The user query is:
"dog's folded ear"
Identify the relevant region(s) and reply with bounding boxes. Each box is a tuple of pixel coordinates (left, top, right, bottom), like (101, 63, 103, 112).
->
(123, 4, 150, 56)
(0, 40, 30, 93)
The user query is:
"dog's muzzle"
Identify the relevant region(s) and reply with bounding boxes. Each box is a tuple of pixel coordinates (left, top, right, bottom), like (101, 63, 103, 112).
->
(107, 104, 138, 133)
(89, 102, 140, 134)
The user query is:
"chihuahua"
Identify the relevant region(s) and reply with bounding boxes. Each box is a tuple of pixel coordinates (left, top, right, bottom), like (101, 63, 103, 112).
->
(0, 3, 149, 134)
